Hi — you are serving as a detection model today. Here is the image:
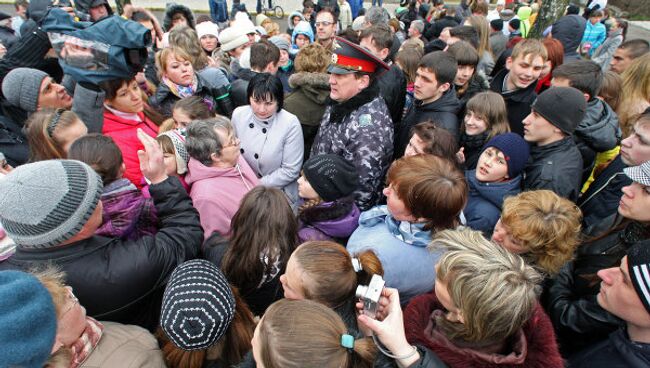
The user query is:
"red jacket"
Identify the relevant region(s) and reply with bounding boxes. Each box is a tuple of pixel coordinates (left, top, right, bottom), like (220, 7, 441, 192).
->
(404, 291, 564, 368)
(102, 110, 159, 189)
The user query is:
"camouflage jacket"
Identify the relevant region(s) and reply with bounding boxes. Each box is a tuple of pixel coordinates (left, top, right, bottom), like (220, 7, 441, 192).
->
(311, 83, 394, 211)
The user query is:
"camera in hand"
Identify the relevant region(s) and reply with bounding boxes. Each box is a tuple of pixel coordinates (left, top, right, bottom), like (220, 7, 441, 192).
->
(356, 274, 385, 319)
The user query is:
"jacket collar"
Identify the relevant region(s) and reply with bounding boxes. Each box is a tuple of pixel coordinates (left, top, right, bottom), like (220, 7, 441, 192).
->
(359, 206, 431, 247)
(491, 69, 538, 103)
(327, 81, 380, 124)
(530, 136, 574, 155)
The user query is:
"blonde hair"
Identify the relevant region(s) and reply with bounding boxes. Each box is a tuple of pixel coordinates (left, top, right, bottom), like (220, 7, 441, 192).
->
(510, 38, 548, 63)
(258, 299, 376, 368)
(430, 228, 542, 343)
(156, 47, 194, 80)
(264, 22, 280, 36)
(24, 108, 83, 162)
(295, 43, 330, 73)
(618, 54, 650, 137)
(464, 91, 510, 138)
(500, 190, 583, 275)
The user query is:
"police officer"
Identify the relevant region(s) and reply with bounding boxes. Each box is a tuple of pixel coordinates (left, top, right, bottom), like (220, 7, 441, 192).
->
(311, 37, 393, 211)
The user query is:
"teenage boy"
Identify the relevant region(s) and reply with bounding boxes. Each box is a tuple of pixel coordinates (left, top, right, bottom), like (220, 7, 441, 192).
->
(490, 39, 547, 136)
(551, 60, 621, 181)
(522, 86, 586, 202)
(394, 51, 460, 158)
(570, 241, 650, 367)
(230, 40, 280, 108)
(610, 39, 650, 74)
(360, 24, 407, 127)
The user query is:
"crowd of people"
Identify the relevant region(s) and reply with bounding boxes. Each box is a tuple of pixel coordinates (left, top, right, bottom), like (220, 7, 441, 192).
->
(0, 0, 649, 366)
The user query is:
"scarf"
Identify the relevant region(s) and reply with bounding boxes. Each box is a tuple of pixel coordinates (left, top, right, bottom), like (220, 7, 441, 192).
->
(69, 317, 104, 368)
(359, 205, 431, 247)
(163, 75, 199, 99)
(327, 81, 380, 124)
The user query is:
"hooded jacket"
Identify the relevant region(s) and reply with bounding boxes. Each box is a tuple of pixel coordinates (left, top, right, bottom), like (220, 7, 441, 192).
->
(574, 98, 621, 179)
(291, 21, 314, 53)
(74, 0, 114, 19)
(524, 137, 583, 202)
(286, 11, 306, 36)
(395, 87, 461, 158)
(185, 157, 259, 239)
(284, 71, 331, 160)
(465, 170, 522, 235)
(404, 292, 564, 368)
(490, 68, 538, 136)
(298, 200, 361, 243)
(163, 3, 196, 31)
(96, 178, 158, 240)
(569, 328, 650, 368)
(552, 14, 587, 60)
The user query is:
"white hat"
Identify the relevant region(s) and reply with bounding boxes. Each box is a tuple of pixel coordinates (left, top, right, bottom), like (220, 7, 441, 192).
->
(232, 16, 256, 35)
(496, 0, 506, 6)
(219, 26, 249, 51)
(196, 21, 220, 39)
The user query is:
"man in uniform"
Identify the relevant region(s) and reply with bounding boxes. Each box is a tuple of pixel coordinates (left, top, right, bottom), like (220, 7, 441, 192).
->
(311, 37, 393, 211)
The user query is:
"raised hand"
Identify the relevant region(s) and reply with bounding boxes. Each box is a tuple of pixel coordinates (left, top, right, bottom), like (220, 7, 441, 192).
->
(137, 128, 168, 185)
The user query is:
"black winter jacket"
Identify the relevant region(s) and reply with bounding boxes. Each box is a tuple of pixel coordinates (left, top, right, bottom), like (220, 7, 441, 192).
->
(377, 64, 407, 127)
(569, 328, 650, 368)
(578, 154, 631, 230)
(524, 137, 583, 202)
(456, 71, 489, 119)
(459, 132, 489, 170)
(230, 68, 257, 109)
(0, 110, 28, 167)
(490, 68, 537, 136)
(149, 73, 232, 118)
(395, 88, 461, 158)
(162, 3, 195, 31)
(575, 98, 621, 181)
(0, 177, 203, 330)
(424, 16, 458, 40)
(544, 216, 650, 355)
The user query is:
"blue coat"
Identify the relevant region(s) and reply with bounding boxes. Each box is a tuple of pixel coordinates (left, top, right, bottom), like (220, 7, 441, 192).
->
(464, 170, 522, 235)
(347, 206, 441, 305)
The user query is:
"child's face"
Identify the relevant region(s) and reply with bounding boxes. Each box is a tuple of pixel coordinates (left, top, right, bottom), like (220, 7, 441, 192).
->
(172, 108, 192, 129)
(163, 151, 178, 177)
(295, 34, 310, 48)
(464, 110, 488, 136)
(292, 16, 301, 26)
(298, 175, 320, 200)
(476, 147, 509, 182)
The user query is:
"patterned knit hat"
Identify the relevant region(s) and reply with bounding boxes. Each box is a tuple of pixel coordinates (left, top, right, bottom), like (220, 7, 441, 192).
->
(482, 133, 530, 178)
(1, 68, 49, 113)
(0, 160, 103, 248)
(0, 270, 57, 368)
(626, 240, 650, 315)
(302, 154, 358, 202)
(160, 259, 236, 351)
(624, 160, 650, 186)
(159, 129, 189, 175)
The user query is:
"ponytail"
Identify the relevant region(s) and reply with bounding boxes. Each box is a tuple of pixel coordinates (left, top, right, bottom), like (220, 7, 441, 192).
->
(354, 250, 384, 286)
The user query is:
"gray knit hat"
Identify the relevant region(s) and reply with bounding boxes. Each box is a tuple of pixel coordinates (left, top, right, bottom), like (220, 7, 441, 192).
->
(1, 68, 49, 113)
(160, 259, 236, 351)
(0, 160, 103, 248)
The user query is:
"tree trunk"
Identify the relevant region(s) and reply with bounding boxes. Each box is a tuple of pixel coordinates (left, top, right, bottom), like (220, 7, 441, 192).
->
(529, 0, 571, 39)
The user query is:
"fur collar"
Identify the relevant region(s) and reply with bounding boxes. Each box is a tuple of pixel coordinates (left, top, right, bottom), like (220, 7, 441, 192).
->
(327, 81, 380, 124)
(288, 72, 330, 89)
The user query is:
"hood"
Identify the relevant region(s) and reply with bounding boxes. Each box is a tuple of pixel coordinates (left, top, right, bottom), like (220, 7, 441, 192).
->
(419, 87, 461, 114)
(553, 15, 586, 55)
(308, 204, 361, 238)
(517, 6, 532, 20)
(292, 21, 314, 44)
(287, 11, 306, 29)
(163, 3, 196, 31)
(576, 98, 621, 151)
(288, 72, 331, 104)
(75, 0, 114, 17)
(185, 156, 250, 184)
(467, 170, 522, 209)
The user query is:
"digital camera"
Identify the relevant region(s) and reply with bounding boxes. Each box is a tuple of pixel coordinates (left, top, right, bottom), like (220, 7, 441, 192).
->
(355, 274, 385, 319)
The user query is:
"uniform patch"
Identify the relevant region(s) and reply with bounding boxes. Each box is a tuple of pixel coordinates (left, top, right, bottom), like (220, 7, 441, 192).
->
(359, 114, 372, 127)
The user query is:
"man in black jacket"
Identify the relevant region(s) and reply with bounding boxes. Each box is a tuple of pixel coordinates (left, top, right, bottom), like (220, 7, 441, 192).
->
(394, 51, 460, 158)
(0, 130, 203, 330)
(230, 40, 280, 108)
(359, 24, 406, 128)
(522, 86, 586, 202)
(490, 39, 546, 136)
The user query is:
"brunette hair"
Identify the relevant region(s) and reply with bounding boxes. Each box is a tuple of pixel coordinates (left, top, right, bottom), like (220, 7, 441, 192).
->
(500, 190, 583, 275)
(155, 286, 255, 368)
(221, 187, 298, 295)
(386, 154, 467, 231)
(294, 43, 330, 73)
(410, 121, 459, 163)
(173, 96, 213, 121)
(169, 25, 211, 70)
(247, 73, 284, 111)
(446, 40, 479, 67)
(553, 60, 603, 98)
(542, 37, 564, 71)
(68, 134, 123, 186)
(250, 40, 281, 71)
(98, 78, 166, 125)
(24, 108, 83, 162)
(292, 241, 383, 307)
(465, 15, 492, 59)
(359, 23, 394, 52)
(258, 299, 376, 368)
(396, 46, 424, 84)
(156, 134, 176, 157)
(599, 71, 623, 111)
(464, 91, 510, 138)
(418, 51, 458, 86)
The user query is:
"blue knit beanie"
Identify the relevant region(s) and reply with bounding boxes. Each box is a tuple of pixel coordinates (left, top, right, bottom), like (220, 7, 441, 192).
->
(0, 270, 57, 368)
(482, 133, 530, 178)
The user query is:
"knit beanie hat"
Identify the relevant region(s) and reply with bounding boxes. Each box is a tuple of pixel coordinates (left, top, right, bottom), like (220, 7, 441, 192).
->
(0, 270, 57, 368)
(0, 160, 103, 248)
(196, 21, 220, 39)
(352, 16, 365, 31)
(269, 35, 290, 51)
(159, 129, 189, 175)
(626, 240, 650, 315)
(219, 26, 250, 52)
(531, 87, 586, 136)
(160, 259, 236, 351)
(482, 133, 530, 178)
(509, 18, 520, 30)
(256, 13, 269, 26)
(302, 154, 358, 202)
(490, 18, 504, 31)
(1, 68, 49, 113)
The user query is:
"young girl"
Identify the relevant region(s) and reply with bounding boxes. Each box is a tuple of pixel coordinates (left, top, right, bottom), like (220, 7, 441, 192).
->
(396, 45, 423, 121)
(67, 134, 158, 240)
(458, 91, 510, 170)
(24, 108, 88, 162)
(464, 133, 530, 236)
(160, 95, 214, 132)
(156, 129, 190, 193)
(297, 154, 360, 243)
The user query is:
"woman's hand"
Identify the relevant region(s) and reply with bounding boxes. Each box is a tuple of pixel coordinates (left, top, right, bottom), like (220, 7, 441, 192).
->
(137, 128, 168, 185)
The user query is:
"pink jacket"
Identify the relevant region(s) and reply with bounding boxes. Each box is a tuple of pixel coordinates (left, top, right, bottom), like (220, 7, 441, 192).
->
(185, 157, 259, 240)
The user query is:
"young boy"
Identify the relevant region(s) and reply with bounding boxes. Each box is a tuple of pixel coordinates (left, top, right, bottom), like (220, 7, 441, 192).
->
(490, 39, 547, 135)
(522, 86, 586, 202)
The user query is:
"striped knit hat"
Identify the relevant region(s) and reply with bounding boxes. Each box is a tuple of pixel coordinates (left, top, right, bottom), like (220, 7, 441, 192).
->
(627, 240, 650, 315)
(0, 160, 103, 248)
(160, 259, 236, 351)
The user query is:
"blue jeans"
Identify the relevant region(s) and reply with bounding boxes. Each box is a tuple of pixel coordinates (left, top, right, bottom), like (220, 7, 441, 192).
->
(372, 0, 383, 6)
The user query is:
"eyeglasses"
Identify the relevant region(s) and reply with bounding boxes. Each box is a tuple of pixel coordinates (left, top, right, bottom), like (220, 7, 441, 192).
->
(62, 287, 79, 317)
(223, 136, 240, 148)
(315, 21, 334, 27)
